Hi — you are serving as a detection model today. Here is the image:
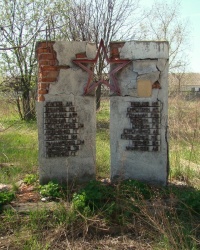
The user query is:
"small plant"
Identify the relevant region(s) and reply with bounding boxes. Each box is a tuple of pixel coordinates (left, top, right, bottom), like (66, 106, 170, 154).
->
(72, 180, 115, 214)
(24, 174, 38, 185)
(0, 191, 15, 210)
(39, 181, 62, 199)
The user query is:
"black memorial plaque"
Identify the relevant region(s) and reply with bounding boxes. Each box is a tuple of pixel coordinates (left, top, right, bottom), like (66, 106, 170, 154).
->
(44, 101, 84, 158)
(121, 101, 161, 152)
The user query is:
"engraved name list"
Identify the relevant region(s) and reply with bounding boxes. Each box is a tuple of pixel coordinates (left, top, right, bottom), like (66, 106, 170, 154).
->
(121, 101, 161, 152)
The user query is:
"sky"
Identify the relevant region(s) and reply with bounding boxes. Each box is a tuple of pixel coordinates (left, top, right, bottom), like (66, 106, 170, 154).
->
(140, 0, 200, 73)
(181, 0, 200, 73)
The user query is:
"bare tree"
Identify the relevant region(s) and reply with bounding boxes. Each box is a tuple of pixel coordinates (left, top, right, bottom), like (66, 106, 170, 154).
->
(141, 0, 190, 73)
(58, 0, 145, 109)
(0, 0, 67, 120)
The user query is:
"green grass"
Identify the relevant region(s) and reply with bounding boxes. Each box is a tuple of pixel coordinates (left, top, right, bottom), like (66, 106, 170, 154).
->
(96, 99, 110, 178)
(0, 96, 199, 249)
(96, 130, 110, 178)
(0, 125, 38, 184)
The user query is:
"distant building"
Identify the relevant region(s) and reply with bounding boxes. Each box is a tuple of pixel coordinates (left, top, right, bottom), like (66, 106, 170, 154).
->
(169, 73, 200, 96)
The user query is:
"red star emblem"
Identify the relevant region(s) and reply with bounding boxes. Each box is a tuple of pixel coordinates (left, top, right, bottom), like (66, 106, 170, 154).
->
(73, 39, 131, 95)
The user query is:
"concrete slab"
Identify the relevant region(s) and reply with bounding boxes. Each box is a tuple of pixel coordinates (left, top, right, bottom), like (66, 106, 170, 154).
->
(110, 40, 169, 185)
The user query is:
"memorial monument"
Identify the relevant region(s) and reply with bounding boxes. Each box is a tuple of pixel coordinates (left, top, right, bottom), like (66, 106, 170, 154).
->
(36, 40, 169, 185)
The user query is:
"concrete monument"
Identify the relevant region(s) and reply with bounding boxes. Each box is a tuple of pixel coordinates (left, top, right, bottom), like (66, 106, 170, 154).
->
(36, 41, 96, 184)
(109, 41, 169, 185)
(36, 39, 169, 186)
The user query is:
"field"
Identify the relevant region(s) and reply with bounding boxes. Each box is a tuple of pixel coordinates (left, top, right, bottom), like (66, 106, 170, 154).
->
(0, 96, 200, 249)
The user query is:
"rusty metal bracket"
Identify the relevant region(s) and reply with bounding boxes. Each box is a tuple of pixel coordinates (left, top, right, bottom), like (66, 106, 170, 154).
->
(73, 39, 131, 96)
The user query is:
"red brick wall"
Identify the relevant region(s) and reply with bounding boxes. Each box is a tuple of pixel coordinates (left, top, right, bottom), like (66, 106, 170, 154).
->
(36, 41, 59, 101)
(36, 41, 70, 102)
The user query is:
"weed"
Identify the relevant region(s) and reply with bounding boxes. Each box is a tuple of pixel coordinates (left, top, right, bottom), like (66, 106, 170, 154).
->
(72, 180, 114, 213)
(39, 181, 63, 199)
(0, 190, 15, 210)
(22, 238, 49, 250)
(24, 174, 38, 185)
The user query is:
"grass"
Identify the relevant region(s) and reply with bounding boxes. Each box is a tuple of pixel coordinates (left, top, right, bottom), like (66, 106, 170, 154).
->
(96, 99, 110, 178)
(0, 100, 38, 184)
(168, 96, 200, 186)
(0, 96, 200, 249)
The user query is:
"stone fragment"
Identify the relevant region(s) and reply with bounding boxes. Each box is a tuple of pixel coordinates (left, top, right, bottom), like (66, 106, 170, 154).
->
(0, 184, 12, 192)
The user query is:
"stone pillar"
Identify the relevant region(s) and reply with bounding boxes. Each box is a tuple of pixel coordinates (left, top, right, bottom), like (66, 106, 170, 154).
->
(36, 41, 96, 184)
(110, 41, 169, 185)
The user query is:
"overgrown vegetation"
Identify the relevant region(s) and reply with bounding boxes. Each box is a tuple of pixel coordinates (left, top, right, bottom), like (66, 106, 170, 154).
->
(0, 96, 199, 249)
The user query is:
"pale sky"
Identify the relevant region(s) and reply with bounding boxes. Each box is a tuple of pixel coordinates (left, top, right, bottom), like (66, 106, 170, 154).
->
(140, 0, 200, 73)
(181, 0, 200, 73)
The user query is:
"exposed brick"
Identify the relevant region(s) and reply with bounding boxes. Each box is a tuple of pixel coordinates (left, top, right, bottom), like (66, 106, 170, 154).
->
(38, 60, 50, 66)
(38, 83, 49, 89)
(36, 41, 58, 101)
(37, 94, 45, 102)
(75, 52, 87, 58)
(37, 47, 52, 54)
(37, 41, 55, 49)
(39, 54, 55, 61)
(39, 71, 58, 79)
(49, 60, 57, 66)
(110, 47, 120, 59)
(110, 41, 125, 59)
(40, 66, 58, 72)
(38, 77, 57, 82)
(38, 89, 48, 95)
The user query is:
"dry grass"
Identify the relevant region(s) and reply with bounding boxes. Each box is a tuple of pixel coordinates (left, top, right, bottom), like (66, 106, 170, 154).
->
(168, 96, 200, 141)
(168, 96, 200, 186)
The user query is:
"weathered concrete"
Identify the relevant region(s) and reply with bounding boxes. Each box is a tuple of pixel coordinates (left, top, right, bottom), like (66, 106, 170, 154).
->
(36, 39, 169, 185)
(110, 40, 169, 185)
(120, 40, 169, 60)
(53, 41, 96, 67)
(36, 41, 96, 184)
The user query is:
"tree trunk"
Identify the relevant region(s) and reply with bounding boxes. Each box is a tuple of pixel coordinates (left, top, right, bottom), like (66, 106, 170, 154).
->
(96, 84, 101, 111)
(16, 96, 23, 120)
(22, 90, 35, 120)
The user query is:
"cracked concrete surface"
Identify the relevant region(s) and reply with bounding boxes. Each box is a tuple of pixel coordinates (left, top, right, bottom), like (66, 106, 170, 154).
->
(110, 40, 169, 185)
(37, 42, 96, 184)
